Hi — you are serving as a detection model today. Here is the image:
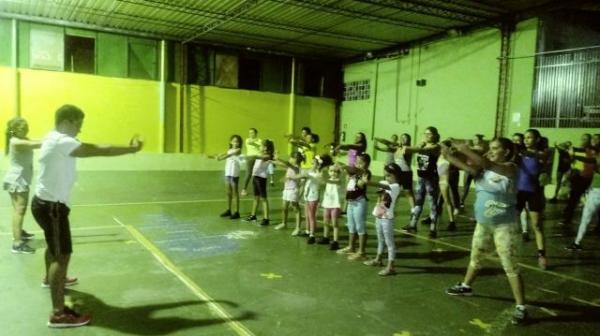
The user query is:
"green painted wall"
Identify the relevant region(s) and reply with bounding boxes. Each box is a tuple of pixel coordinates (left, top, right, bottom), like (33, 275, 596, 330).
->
(342, 27, 501, 163)
(0, 18, 12, 66)
(342, 18, 600, 167)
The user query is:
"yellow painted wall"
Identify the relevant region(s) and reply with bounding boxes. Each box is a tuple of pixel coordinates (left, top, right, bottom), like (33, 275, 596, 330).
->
(182, 85, 336, 157)
(17, 68, 161, 151)
(2, 66, 337, 156)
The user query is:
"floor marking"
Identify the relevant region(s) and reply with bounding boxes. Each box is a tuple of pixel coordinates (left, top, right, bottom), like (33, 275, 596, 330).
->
(569, 296, 600, 307)
(540, 307, 558, 316)
(113, 216, 255, 336)
(260, 273, 282, 280)
(393, 331, 413, 336)
(386, 223, 600, 291)
(468, 318, 492, 332)
(0, 224, 121, 237)
(538, 288, 559, 295)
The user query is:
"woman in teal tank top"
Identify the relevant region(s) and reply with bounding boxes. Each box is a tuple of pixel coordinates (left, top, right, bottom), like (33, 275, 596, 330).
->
(442, 137, 528, 326)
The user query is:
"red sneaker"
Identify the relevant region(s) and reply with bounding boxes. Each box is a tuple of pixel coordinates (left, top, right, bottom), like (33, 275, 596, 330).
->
(41, 276, 79, 288)
(48, 307, 91, 328)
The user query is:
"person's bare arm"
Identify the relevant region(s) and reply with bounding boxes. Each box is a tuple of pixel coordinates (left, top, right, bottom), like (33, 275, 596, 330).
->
(10, 138, 42, 150)
(70, 136, 143, 157)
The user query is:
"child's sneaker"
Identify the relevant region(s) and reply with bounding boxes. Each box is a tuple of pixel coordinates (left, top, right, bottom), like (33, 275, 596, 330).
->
(401, 225, 417, 235)
(307, 236, 316, 244)
(446, 221, 457, 231)
(378, 267, 396, 276)
(230, 212, 240, 219)
(260, 219, 270, 226)
(329, 241, 340, 250)
(240, 189, 248, 196)
(428, 230, 437, 239)
(421, 217, 432, 225)
(317, 237, 330, 245)
(220, 209, 231, 217)
(446, 282, 472, 296)
(522, 232, 530, 242)
(363, 258, 383, 267)
(538, 255, 548, 270)
(274, 223, 286, 230)
(11, 242, 35, 254)
(48, 307, 91, 328)
(565, 242, 582, 251)
(244, 215, 257, 222)
(21, 230, 34, 240)
(347, 252, 366, 261)
(291, 228, 301, 236)
(336, 246, 354, 255)
(511, 305, 528, 325)
(42, 276, 79, 288)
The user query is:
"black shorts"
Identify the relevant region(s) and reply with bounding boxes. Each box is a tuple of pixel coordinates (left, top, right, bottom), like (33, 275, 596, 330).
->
(516, 190, 545, 212)
(253, 176, 267, 198)
(31, 196, 72, 256)
(399, 171, 413, 191)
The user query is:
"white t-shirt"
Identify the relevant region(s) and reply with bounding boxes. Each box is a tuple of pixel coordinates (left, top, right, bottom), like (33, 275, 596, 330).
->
(252, 159, 270, 178)
(373, 181, 401, 219)
(35, 130, 81, 205)
(3, 137, 34, 186)
(224, 148, 241, 177)
(321, 182, 342, 209)
(303, 170, 322, 202)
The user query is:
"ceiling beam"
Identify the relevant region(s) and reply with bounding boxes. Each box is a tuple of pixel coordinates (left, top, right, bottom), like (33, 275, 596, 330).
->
(183, 0, 259, 43)
(123, 0, 397, 46)
(353, 0, 492, 23)
(270, 0, 444, 31)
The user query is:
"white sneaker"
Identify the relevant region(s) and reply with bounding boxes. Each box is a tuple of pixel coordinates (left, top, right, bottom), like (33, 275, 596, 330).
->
(291, 228, 301, 236)
(274, 223, 286, 230)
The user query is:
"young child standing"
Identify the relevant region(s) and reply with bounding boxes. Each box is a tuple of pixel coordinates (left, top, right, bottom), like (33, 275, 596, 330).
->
(320, 164, 343, 250)
(244, 139, 275, 226)
(364, 163, 403, 276)
(3, 117, 41, 254)
(241, 128, 261, 196)
(208, 134, 242, 219)
(337, 153, 372, 260)
(274, 152, 304, 233)
(303, 154, 333, 244)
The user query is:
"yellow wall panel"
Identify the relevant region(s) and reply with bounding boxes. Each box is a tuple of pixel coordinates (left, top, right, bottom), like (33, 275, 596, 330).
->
(18, 69, 160, 151)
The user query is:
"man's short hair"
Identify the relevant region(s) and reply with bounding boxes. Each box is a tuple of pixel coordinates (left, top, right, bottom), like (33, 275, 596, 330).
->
(55, 104, 85, 127)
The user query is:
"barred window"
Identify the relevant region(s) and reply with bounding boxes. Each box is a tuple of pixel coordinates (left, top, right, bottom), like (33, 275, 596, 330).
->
(343, 80, 370, 101)
(531, 49, 600, 128)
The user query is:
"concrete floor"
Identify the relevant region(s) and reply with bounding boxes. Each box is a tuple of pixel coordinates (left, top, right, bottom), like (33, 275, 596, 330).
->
(0, 171, 599, 335)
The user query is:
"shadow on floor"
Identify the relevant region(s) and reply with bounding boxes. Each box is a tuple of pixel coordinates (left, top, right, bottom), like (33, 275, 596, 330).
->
(66, 289, 256, 335)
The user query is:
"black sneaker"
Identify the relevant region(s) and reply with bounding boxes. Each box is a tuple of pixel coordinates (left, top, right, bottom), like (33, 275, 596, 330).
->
(21, 230, 34, 240)
(260, 219, 270, 226)
(565, 242, 582, 251)
(244, 215, 257, 222)
(329, 241, 340, 250)
(548, 198, 558, 204)
(230, 212, 240, 220)
(447, 221, 457, 231)
(421, 217, 432, 225)
(428, 230, 437, 239)
(446, 282, 472, 296)
(307, 236, 316, 244)
(511, 306, 528, 325)
(401, 225, 417, 234)
(220, 209, 232, 217)
(522, 232, 530, 242)
(11, 242, 35, 254)
(317, 237, 330, 245)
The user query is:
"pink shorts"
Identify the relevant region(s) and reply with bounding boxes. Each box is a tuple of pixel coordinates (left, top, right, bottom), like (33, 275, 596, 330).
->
(323, 208, 341, 222)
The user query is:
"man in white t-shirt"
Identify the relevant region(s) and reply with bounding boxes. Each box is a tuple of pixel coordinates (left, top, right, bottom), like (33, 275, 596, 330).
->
(31, 104, 143, 328)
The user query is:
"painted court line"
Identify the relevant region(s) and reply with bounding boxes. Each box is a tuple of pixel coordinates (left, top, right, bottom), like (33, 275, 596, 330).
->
(113, 216, 255, 336)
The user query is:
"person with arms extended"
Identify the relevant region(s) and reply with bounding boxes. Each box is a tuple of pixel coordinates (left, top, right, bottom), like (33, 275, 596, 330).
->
(32, 104, 143, 328)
